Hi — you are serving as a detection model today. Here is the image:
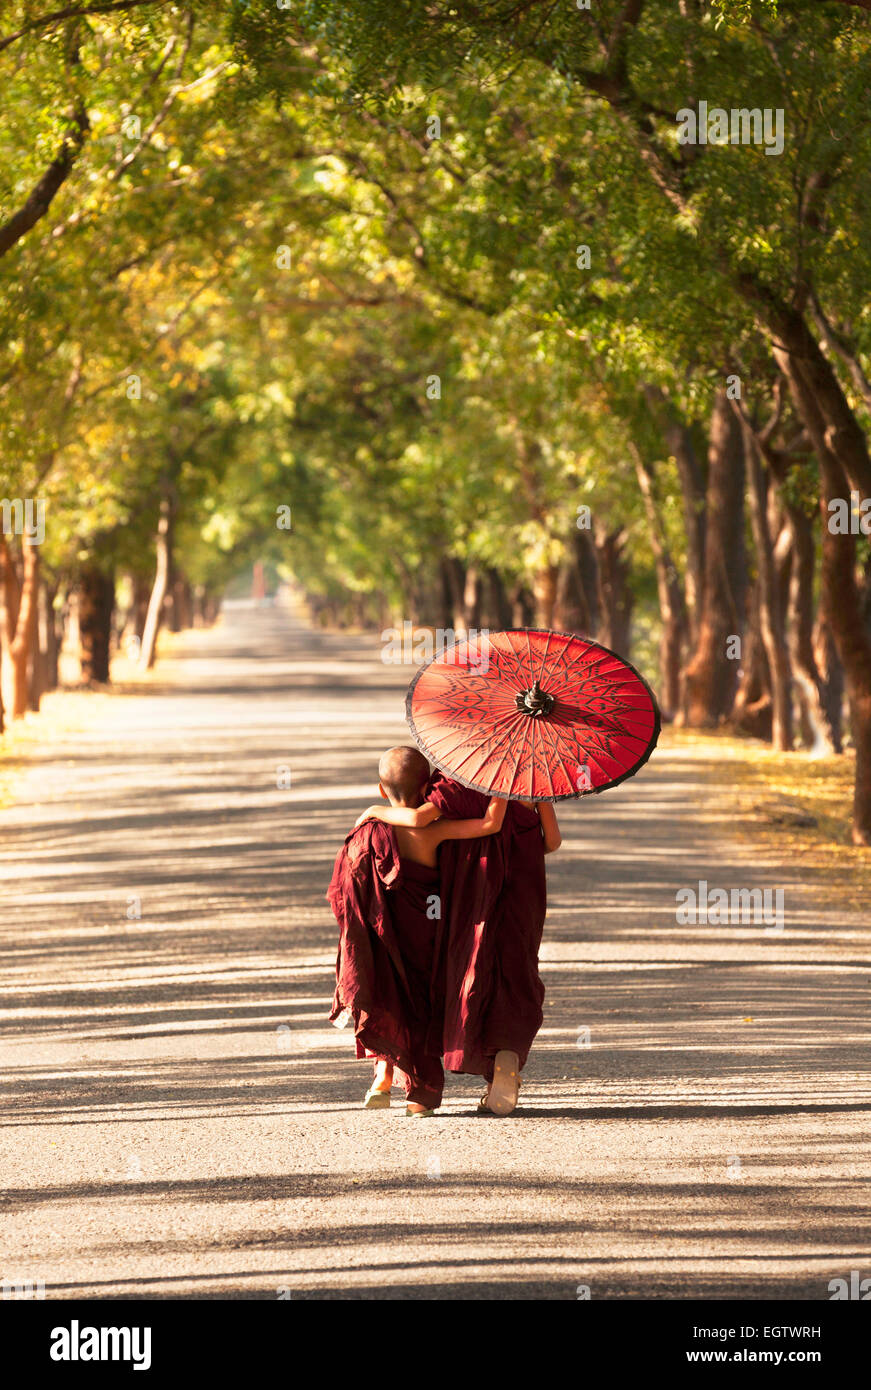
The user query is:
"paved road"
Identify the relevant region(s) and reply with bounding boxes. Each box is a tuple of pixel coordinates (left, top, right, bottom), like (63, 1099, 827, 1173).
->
(1, 604, 869, 1299)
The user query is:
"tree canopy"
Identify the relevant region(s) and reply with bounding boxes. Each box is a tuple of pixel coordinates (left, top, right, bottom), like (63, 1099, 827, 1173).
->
(1, 0, 871, 839)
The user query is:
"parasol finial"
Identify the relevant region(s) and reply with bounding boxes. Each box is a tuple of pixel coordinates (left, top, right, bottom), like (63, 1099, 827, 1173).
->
(515, 679, 555, 718)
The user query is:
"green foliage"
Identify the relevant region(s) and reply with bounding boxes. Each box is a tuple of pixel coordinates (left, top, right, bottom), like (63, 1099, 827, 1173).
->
(1, 0, 870, 649)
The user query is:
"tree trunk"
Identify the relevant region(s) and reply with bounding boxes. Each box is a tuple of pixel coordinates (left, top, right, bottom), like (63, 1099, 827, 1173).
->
(439, 555, 466, 631)
(131, 574, 150, 639)
(776, 343, 871, 841)
(139, 492, 173, 671)
(817, 483, 871, 843)
(594, 527, 632, 656)
(462, 565, 482, 631)
(772, 503, 792, 636)
(786, 508, 840, 755)
(0, 535, 17, 732)
(645, 386, 706, 639)
(1, 534, 21, 668)
(731, 578, 773, 739)
(9, 537, 39, 717)
(480, 567, 512, 629)
(768, 302, 871, 498)
(738, 412, 793, 750)
(510, 583, 536, 627)
(555, 528, 599, 636)
(632, 446, 688, 718)
(813, 611, 844, 754)
(250, 561, 266, 605)
(532, 564, 559, 629)
(78, 565, 115, 684)
(28, 575, 49, 712)
(193, 584, 209, 629)
(576, 527, 601, 636)
(555, 556, 586, 634)
(172, 575, 194, 631)
(681, 390, 747, 725)
(42, 580, 62, 694)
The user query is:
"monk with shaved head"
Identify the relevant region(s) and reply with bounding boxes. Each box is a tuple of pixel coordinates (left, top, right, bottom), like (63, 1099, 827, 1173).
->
(328, 745, 507, 1115)
(377, 745, 430, 806)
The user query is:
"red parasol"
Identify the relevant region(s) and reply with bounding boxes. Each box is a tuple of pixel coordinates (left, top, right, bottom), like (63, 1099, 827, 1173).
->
(406, 628, 660, 801)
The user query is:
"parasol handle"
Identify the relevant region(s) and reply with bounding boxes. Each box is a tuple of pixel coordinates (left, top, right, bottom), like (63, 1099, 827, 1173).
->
(515, 680, 554, 717)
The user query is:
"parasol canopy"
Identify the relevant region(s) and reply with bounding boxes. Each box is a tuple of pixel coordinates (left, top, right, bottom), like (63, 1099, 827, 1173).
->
(406, 628, 660, 801)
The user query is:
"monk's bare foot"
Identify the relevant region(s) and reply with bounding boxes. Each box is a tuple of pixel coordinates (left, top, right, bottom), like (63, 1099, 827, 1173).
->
(372, 1059, 393, 1093)
(363, 1059, 393, 1109)
(405, 1101, 436, 1117)
(485, 1050, 521, 1116)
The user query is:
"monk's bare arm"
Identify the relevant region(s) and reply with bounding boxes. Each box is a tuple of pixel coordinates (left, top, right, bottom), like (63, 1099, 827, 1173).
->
(429, 796, 508, 844)
(538, 802, 562, 853)
(354, 801, 441, 829)
(518, 799, 562, 853)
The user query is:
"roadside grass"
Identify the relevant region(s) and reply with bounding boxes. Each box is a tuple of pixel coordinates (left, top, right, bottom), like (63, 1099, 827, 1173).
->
(662, 725, 871, 900)
(0, 690, 108, 809)
(0, 630, 179, 808)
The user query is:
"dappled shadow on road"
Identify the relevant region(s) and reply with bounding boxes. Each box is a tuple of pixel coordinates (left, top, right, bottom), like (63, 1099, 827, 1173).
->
(2, 1036, 871, 1129)
(43, 1271, 847, 1300)
(5, 1172, 870, 1216)
(12, 1166, 871, 1301)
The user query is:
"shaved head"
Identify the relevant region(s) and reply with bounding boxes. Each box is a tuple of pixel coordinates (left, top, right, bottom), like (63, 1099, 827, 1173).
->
(379, 745, 430, 804)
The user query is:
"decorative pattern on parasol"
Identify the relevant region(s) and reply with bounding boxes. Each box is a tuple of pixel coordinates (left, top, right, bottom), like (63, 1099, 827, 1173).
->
(406, 628, 660, 801)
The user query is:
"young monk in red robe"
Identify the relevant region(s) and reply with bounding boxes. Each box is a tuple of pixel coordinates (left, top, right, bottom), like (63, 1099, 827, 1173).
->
(327, 746, 507, 1116)
(365, 772, 561, 1116)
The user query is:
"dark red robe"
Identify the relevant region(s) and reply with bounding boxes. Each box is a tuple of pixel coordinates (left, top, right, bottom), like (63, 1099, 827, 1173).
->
(427, 774, 546, 1080)
(327, 821, 443, 1107)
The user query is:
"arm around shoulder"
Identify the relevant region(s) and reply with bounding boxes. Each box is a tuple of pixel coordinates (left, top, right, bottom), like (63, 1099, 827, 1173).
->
(355, 800, 440, 830)
(433, 796, 508, 842)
